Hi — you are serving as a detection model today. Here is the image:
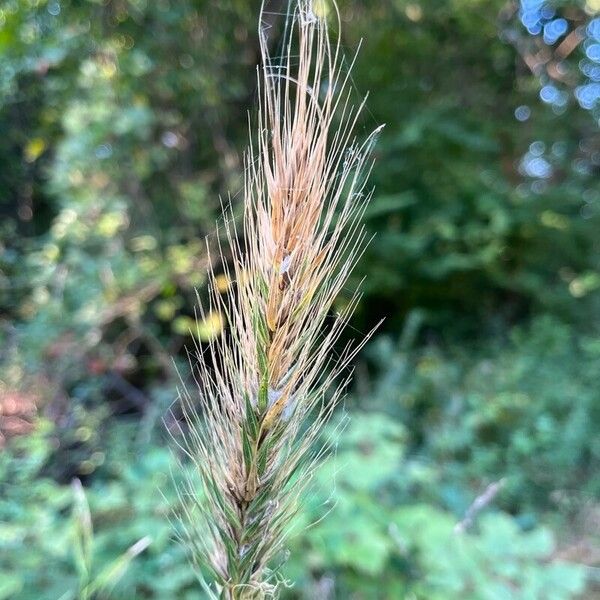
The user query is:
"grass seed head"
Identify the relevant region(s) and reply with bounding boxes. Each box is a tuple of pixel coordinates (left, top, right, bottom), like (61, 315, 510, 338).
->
(173, 1, 382, 597)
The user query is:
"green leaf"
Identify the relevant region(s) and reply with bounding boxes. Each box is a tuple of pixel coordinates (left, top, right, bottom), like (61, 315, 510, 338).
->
(244, 392, 259, 439)
(242, 428, 254, 474)
(0, 573, 23, 600)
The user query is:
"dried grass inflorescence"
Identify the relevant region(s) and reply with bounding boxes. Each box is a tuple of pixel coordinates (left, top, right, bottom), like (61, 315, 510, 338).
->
(173, 1, 382, 597)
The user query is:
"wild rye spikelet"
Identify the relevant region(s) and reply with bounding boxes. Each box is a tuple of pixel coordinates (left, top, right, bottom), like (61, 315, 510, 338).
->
(173, 1, 383, 597)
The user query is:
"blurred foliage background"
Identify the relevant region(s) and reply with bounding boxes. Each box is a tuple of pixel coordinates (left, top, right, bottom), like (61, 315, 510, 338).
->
(1, 0, 600, 597)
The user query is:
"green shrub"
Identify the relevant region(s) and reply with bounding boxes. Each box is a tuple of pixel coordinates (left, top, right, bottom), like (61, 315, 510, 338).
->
(0, 421, 198, 599)
(282, 413, 586, 599)
(1, 404, 587, 599)
(364, 315, 600, 516)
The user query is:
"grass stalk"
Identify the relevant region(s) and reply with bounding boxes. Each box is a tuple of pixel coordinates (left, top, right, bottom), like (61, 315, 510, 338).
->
(173, 2, 382, 597)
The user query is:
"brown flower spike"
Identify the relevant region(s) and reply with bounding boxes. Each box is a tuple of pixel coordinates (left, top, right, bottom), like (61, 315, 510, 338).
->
(174, 1, 383, 598)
